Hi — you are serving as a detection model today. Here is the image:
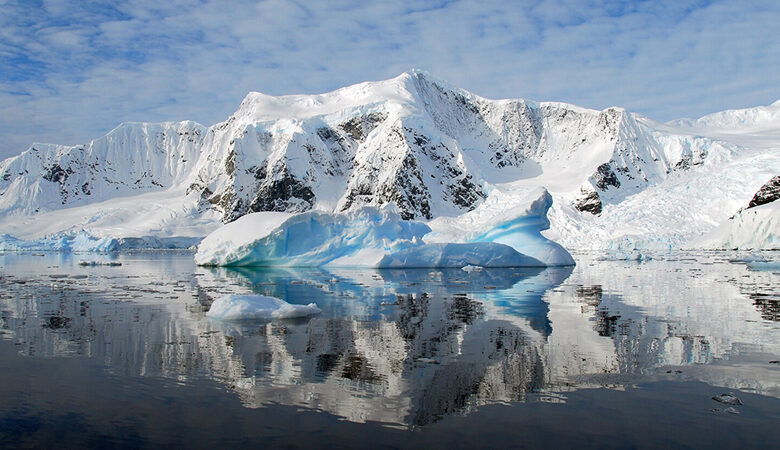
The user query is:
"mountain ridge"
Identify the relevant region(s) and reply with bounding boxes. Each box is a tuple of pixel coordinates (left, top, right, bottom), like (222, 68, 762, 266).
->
(1, 71, 777, 250)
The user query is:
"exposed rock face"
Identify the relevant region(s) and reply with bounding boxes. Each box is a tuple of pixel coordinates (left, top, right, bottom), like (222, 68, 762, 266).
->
(0, 70, 727, 224)
(593, 163, 621, 191)
(747, 175, 780, 209)
(574, 188, 602, 215)
(0, 122, 205, 213)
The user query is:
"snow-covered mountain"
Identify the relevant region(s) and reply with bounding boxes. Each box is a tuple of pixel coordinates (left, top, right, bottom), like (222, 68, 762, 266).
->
(0, 121, 205, 214)
(0, 70, 777, 250)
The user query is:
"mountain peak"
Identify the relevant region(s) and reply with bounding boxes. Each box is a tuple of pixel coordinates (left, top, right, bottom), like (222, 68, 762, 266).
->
(234, 72, 426, 123)
(670, 100, 780, 130)
(1, 74, 777, 252)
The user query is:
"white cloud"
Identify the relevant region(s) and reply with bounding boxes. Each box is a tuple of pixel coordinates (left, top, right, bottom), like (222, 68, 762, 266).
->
(0, 0, 778, 158)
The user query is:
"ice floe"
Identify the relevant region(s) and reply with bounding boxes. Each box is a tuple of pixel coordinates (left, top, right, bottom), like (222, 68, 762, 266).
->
(206, 294, 321, 320)
(78, 260, 122, 266)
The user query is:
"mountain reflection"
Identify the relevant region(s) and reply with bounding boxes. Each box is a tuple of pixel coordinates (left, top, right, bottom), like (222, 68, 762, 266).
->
(0, 253, 777, 426)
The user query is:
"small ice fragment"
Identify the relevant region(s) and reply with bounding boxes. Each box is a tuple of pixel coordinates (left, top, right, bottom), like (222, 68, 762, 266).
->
(78, 260, 122, 266)
(206, 294, 320, 321)
(416, 357, 439, 364)
(745, 260, 780, 271)
(712, 393, 743, 406)
(461, 265, 483, 272)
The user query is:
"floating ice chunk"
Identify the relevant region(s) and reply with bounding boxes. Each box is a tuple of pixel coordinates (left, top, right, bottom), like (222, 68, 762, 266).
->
(195, 206, 430, 267)
(711, 393, 743, 406)
(377, 242, 544, 268)
(206, 294, 320, 320)
(745, 260, 780, 271)
(78, 260, 122, 266)
(461, 265, 483, 272)
(599, 249, 651, 262)
(727, 254, 779, 270)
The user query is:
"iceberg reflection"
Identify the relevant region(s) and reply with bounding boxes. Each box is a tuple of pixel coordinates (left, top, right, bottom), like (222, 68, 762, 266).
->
(0, 252, 777, 426)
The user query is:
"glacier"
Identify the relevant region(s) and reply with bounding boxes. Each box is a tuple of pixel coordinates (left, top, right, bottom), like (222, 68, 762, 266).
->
(0, 231, 119, 253)
(0, 231, 200, 253)
(0, 71, 778, 255)
(697, 201, 779, 250)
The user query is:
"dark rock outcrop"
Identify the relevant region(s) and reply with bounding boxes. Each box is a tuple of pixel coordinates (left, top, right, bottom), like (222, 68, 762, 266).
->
(747, 175, 780, 209)
(574, 188, 602, 215)
(593, 163, 621, 190)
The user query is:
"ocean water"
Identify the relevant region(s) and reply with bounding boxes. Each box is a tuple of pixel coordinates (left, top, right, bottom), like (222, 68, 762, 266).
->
(0, 251, 778, 448)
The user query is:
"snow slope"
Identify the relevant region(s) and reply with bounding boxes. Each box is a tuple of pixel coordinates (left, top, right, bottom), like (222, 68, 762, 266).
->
(696, 175, 780, 250)
(697, 201, 779, 250)
(0, 71, 778, 251)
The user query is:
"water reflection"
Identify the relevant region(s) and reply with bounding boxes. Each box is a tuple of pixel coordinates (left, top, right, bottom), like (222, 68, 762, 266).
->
(0, 252, 777, 426)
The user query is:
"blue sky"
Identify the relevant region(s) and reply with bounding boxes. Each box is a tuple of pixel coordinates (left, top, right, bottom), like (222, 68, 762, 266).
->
(1, 0, 778, 158)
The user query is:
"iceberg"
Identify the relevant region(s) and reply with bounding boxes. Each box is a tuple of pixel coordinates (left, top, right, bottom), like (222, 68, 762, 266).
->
(195, 205, 566, 268)
(468, 214, 574, 266)
(428, 188, 576, 266)
(745, 260, 780, 271)
(376, 242, 544, 268)
(206, 294, 321, 320)
(194, 206, 430, 267)
(78, 260, 122, 266)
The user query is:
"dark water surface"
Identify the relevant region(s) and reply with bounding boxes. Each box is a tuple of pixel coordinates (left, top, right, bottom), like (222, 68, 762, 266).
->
(1, 251, 778, 448)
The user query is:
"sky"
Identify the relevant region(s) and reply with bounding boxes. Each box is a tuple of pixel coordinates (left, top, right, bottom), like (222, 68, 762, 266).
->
(0, 0, 778, 158)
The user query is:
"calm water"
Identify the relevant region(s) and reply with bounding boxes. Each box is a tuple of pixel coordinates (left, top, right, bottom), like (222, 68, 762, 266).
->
(0, 251, 778, 448)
